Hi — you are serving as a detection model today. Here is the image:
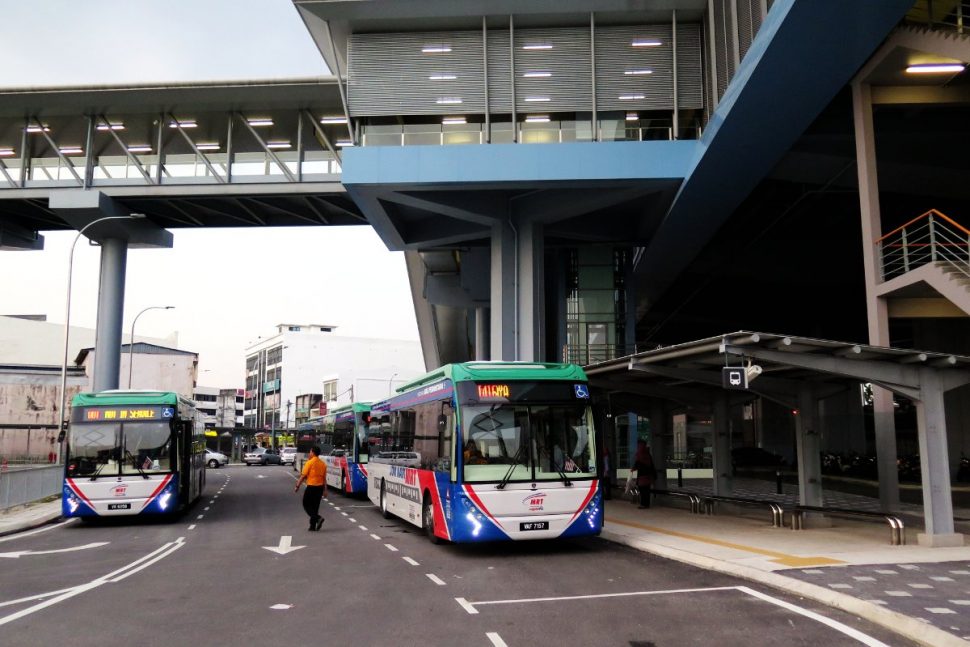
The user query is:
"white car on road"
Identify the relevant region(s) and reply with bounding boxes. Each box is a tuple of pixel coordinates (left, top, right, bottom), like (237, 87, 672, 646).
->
(205, 448, 229, 468)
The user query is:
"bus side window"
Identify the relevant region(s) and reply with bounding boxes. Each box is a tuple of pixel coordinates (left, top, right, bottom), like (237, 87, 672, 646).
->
(437, 404, 453, 475)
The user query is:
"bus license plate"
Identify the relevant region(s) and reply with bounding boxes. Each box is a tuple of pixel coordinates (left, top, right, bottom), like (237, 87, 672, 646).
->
(108, 503, 131, 510)
(520, 521, 548, 531)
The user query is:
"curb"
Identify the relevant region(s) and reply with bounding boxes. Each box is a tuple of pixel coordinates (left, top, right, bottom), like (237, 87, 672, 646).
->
(600, 528, 970, 647)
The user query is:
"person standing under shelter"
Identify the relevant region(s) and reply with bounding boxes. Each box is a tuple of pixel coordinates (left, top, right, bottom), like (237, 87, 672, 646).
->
(294, 445, 328, 530)
(632, 440, 657, 509)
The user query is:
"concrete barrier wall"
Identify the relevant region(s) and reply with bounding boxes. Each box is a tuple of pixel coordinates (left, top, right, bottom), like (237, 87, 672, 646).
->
(0, 465, 62, 511)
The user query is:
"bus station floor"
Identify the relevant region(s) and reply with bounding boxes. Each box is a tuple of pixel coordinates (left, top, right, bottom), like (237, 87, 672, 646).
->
(4, 492, 970, 645)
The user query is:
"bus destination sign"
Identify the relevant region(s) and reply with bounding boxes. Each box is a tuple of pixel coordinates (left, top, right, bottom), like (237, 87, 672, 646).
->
(77, 406, 171, 422)
(460, 381, 589, 404)
(477, 384, 511, 400)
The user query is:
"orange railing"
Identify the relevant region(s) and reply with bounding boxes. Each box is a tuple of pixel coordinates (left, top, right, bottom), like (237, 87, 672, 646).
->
(876, 209, 970, 281)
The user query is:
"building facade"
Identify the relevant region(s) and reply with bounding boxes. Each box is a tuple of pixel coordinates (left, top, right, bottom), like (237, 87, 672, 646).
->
(244, 324, 424, 434)
(193, 386, 244, 428)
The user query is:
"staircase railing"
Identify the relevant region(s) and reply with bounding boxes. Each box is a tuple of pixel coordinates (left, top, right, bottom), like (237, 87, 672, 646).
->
(876, 209, 970, 281)
(905, 0, 969, 35)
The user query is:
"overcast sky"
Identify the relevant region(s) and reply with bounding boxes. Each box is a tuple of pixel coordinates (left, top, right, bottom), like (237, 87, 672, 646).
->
(0, 1, 421, 388)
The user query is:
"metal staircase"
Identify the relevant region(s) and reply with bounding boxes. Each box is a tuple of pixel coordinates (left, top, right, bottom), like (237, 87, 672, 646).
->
(876, 209, 970, 316)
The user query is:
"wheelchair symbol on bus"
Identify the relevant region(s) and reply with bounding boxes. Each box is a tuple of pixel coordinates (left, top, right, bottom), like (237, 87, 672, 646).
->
(162, 408, 174, 418)
(574, 384, 590, 399)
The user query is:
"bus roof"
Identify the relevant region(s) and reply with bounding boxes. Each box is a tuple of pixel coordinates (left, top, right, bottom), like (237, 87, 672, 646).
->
(71, 390, 182, 407)
(328, 402, 372, 415)
(395, 362, 587, 393)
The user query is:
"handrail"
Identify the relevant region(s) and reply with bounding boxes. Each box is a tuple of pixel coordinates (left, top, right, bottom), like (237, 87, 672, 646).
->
(876, 208, 970, 244)
(876, 208, 970, 282)
(652, 489, 703, 514)
(792, 505, 905, 546)
(703, 495, 785, 528)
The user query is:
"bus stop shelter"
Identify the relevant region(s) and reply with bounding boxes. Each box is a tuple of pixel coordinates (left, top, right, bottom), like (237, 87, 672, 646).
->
(584, 331, 970, 547)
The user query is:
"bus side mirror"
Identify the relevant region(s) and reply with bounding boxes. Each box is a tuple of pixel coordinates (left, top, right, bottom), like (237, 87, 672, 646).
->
(437, 414, 447, 432)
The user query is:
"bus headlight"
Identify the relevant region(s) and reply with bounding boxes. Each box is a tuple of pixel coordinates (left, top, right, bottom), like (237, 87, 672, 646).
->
(67, 494, 79, 514)
(158, 491, 172, 511)
(465, 512, 483, 537)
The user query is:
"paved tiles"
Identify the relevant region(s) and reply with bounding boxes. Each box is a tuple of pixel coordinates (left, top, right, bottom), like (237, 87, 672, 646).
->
(783, 561, 970, 640)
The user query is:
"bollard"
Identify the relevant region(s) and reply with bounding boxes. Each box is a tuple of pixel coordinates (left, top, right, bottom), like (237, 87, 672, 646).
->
(677, 467, 683, 488)
(776, 470, 782, 494)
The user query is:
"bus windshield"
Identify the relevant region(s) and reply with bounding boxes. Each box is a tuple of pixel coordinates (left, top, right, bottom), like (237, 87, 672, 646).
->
(356, 422, 368, 463)
(462, 403, 594, 483)
(69, 421, 174, 477)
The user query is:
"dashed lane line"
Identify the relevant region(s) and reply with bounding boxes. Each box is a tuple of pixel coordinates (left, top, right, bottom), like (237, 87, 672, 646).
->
(370, 534, 381, 541)
(403, 557, 420, 566)
(385, 544, 398, 552)
(426, 574, 446, 586)
(486, 633, 508, 647)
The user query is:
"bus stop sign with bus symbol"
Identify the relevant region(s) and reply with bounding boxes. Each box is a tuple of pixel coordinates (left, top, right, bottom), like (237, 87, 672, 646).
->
(722, 367, 748, 390)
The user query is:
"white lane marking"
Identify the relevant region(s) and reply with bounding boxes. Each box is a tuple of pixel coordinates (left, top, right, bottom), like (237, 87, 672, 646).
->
(486, 632, 508, 647)
(0, 586, 83, 609)
(358, 525, 368, 531)
(334, 507, 342, 511)
(426, 574, 446, 586)
(455, 598, 478, 615)
(270, 604, 293, 610)
(403, 557, 420, 566)
(349, 518, 357, 523)
(196, 515, 204, 520)
(204, 507, 210, 511)
(0, 537, 185, 626)
(467, 586, 738, 609)
(110, 538, 185, 582)
(0, 518, 77, 544)
(0, 542, 109, 559)
(385, 544, 398, 552)
(370, 534, 381, 540)
(341, 512, 349, 517)
(737, 586, 891, 647)
(187, 524, 196, 530)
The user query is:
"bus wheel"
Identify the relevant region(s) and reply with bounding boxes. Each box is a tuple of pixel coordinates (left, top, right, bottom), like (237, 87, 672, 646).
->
(423, 493, 441, 544)
(380, 480, 391, 519)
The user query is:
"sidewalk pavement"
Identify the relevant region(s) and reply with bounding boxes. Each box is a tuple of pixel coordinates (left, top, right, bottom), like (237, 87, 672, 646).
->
(601, 495, 970, 647)
(3, 492, 970, 646)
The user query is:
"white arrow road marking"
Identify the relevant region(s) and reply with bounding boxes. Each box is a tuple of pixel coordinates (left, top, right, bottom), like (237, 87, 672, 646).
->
(0, 542, 109, 559)
(262, 536, 305, 555)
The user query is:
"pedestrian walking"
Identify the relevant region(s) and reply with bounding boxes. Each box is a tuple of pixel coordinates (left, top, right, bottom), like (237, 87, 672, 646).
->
(294, 445, 328, 530)
(632, 440, 657, 509)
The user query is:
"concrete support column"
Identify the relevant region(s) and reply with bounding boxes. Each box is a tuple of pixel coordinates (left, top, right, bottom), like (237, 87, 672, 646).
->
(853, 80, 900, 511)
(490, 222, 516, 360)
(516, 220, 544, 362)
(915, 368, 964, 546)
(92, 238, 128, 391)
(712, 392, 732, 496)
(650, 401, 668, 489)
(475, 307, 489, 361)
(795, 385, 824, 507)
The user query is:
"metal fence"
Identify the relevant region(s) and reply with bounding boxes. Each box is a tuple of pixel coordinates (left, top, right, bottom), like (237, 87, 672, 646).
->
(0, 465, 62, 511)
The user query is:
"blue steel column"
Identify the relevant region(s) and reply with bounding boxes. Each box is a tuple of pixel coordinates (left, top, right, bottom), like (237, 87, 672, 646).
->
(92, 238, 128, 391)
(517, 220, 543, 362)
(490, 221, 516, 360)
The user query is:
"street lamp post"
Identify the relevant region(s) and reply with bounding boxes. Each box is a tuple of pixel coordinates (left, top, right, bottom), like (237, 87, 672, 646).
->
(57, 214, 142, 449)
(388, 373, 398, 396)
(127, 305, 174, 388)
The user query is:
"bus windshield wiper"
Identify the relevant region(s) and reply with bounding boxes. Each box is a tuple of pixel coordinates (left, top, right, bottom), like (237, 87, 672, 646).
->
(496, 443, 527, 490)
(540, 446, 573, 487)
(125, 449, 150, 479)
(89, 456, 110, 481)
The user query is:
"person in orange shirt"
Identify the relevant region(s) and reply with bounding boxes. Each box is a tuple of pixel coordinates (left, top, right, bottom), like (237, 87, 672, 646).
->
(294, 445, 328, 530)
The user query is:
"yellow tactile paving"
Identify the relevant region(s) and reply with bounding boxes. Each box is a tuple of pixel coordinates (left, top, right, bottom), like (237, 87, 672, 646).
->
(605, 516, 846, 567)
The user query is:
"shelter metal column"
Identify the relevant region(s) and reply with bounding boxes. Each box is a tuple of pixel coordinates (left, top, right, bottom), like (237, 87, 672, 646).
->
(490, 221, 516, 360)
(915, 367, 964, 546)
(92, 238, 128, 391)
(712, 391, 732, 496)
(795, 385, 824, 508)
(852, 80, 900, 511)
(650, 401, 668, 490)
